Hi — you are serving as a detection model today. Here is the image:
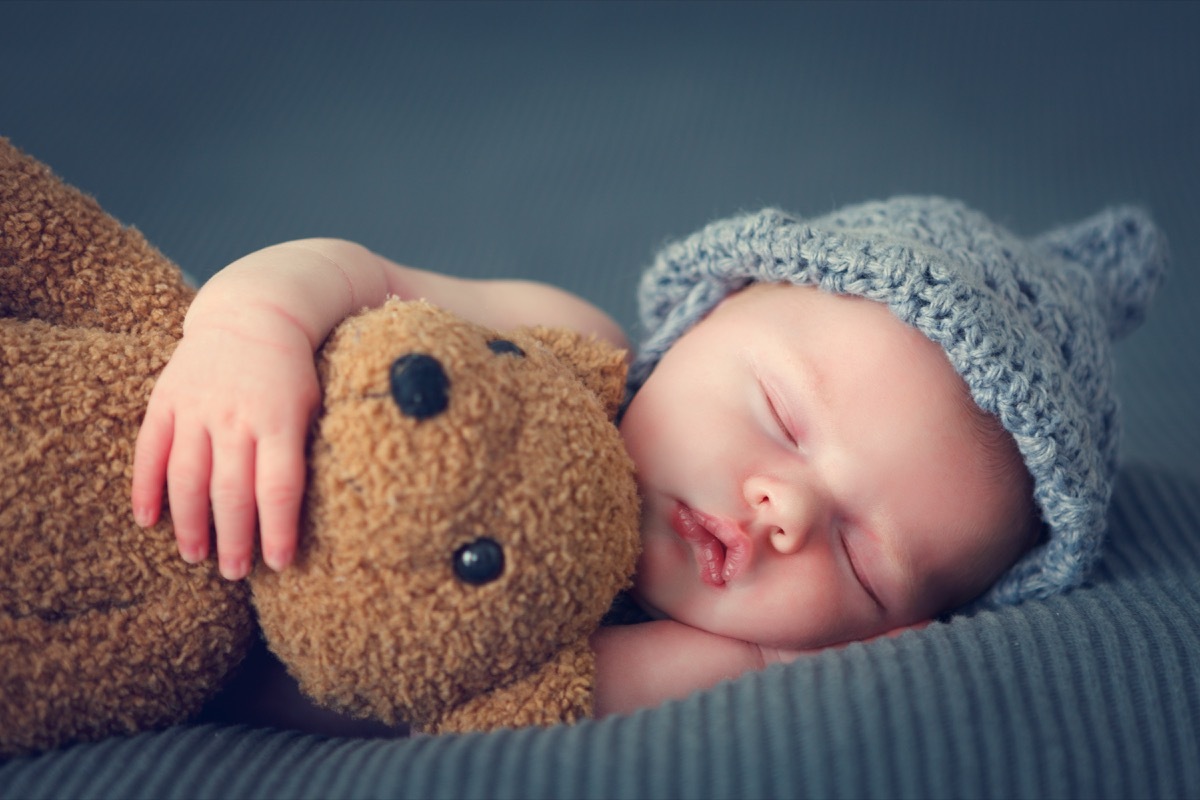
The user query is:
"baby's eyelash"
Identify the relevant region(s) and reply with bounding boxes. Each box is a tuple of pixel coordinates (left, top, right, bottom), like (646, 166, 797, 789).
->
(841, 528, 884, 610)
(763, 386, 796, 444)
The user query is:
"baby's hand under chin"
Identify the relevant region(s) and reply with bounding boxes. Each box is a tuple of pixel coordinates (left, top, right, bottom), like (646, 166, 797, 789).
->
(590, 620, 770, 717)
(131, 317, 320, 580)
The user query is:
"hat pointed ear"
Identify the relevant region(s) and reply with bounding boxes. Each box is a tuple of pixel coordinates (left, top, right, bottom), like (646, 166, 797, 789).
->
(1033, 206, 1168, 340)
(524, 327, 628, 421)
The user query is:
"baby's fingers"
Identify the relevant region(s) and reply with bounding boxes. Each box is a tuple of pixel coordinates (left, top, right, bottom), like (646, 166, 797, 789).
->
(210, 434, 258, 581)
(166, 426, 214, 566)
(131, 407, 173, 528)
(255, 431, 308, 572)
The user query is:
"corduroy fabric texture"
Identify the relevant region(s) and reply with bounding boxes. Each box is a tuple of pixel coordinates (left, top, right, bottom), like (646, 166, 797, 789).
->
(628, 198, 1167, 606)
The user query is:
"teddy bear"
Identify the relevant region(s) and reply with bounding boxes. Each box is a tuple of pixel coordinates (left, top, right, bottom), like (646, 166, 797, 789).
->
(0, 138, 641, 756)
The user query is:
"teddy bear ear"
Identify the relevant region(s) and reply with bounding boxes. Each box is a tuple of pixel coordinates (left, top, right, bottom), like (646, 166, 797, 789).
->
(525, 327, 629, 420)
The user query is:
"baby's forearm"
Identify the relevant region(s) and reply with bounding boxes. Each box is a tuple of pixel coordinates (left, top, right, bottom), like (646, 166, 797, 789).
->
(591, 621, 803, 717)
(590, 619, 923, 716)
(183, 239, 401, 351)
(184, 238, 628, 353)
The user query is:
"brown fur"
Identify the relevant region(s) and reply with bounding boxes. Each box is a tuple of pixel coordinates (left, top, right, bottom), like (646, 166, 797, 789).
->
(0, 139, 640, 755)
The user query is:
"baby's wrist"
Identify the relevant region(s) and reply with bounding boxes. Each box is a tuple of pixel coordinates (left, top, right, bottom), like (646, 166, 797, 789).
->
(184, 283, 320, 353)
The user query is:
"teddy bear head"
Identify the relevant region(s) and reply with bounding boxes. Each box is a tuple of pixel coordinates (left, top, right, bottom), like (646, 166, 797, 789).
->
(252, 299, 641, 732)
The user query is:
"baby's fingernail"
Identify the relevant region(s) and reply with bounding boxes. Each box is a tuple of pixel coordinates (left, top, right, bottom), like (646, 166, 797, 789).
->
(220, 557, 249, 581)
(264, 549, 288, 572)
(134, 507, 152, 527)
(180, 546, 204, 564)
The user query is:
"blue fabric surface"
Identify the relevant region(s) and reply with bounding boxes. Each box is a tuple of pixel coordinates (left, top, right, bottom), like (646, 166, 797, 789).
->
(2, 2, 1197, 797)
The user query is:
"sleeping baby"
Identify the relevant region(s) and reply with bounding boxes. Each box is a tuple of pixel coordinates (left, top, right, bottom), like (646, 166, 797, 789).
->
(132, 196, 1166, 724)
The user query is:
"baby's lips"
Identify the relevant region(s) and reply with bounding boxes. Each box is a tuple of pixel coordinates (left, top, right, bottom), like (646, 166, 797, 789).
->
(670, 503, 744, 587)
(690, 508, 751, 584)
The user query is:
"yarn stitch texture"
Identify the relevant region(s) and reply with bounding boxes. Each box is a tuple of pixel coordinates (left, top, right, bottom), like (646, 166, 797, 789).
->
(629, 197, 1167, 605)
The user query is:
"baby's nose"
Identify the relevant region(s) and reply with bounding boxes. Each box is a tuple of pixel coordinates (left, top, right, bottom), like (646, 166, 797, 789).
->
(390, 353, 450, 419)
(743, 473, 824, 555)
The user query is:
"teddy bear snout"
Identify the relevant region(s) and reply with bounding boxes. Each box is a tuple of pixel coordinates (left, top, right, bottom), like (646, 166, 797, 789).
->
(389, 353, 450, 420)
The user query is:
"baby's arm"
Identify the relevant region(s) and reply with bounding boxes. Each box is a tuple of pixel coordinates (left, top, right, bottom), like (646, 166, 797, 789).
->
(132, 238, 626, 580)
(591, 618, 929, 716)
(590, 621, 805, 717)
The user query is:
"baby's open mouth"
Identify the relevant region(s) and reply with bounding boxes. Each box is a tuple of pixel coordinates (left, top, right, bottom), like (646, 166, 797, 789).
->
(669, 503, 748, 586)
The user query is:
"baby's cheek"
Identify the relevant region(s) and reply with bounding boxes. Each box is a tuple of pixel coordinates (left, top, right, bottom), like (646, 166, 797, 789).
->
(633, 535, 689, 611)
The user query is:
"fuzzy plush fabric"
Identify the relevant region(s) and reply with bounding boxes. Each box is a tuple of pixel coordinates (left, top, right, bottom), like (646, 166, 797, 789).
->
(0, 139, 641, 754)
(629, 200, 1168, 605)
(0, 139, 254, 757)
(253, 301, 640, 734)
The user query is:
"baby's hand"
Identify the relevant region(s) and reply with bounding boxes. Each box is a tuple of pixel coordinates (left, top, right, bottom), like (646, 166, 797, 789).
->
(131, 313, 320, 580)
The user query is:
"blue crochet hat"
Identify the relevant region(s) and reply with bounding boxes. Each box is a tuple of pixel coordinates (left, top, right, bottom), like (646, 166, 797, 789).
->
(629, 197, 1167, 606)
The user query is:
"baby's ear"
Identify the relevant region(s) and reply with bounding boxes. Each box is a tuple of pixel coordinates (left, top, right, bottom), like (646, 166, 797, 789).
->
(1033, 206, 1169, 340)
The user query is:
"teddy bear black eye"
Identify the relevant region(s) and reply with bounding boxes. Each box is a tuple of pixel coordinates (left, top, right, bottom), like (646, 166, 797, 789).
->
(390, 353, 450, 420)
(452, 537, 505, 585)
(487, 339, 525, 357)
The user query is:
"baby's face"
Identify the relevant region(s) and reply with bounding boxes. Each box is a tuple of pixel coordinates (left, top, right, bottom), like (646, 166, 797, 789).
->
(620, 283, 1032, 651)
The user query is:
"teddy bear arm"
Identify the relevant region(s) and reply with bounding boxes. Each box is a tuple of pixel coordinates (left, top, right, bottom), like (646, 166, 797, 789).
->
(0, 584, 254, 757)
(430, 639, 596, 735)
(0, 314, 253, 756)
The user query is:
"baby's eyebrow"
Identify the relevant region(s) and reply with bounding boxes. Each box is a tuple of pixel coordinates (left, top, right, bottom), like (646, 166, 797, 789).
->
(754, 346, 832, 447)
(782, 347, 831, 419)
